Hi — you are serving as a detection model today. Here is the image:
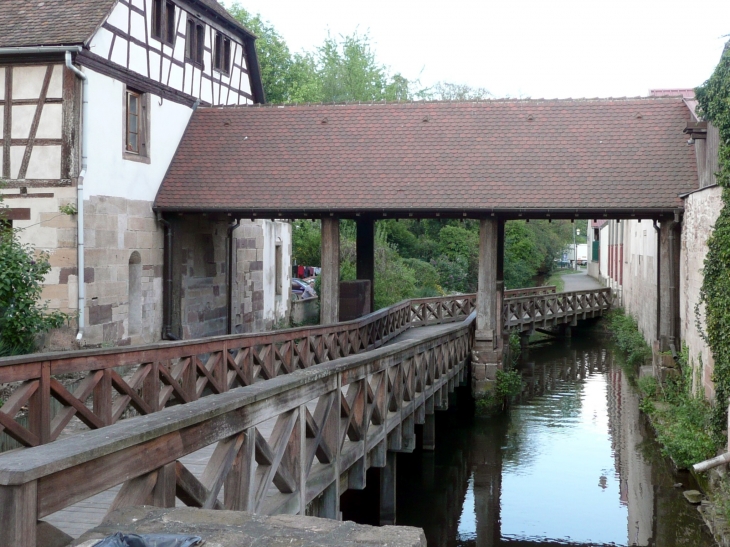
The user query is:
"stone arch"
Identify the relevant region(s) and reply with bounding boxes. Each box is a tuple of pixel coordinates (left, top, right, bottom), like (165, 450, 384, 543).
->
(128, 251, 142, 336)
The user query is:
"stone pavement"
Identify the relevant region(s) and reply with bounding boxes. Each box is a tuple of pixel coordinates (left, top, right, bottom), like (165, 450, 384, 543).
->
(561, 269, 603, 292)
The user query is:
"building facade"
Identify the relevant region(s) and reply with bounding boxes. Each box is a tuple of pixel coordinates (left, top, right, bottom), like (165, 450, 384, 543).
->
(0, 0, 291, 348)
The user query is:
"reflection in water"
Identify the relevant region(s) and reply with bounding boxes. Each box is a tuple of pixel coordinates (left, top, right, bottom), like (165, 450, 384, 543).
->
(395, 336, 714, 547)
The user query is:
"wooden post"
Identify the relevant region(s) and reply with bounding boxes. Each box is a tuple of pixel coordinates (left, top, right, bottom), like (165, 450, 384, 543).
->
(29, 361, 51, 444)
(356, 217, 375, 314)
(152, 462, 176, 508)
(658, 220, 680, 351)
(379, 451, 397, 525)
(320, 217, 340, 325)
(94, 368, 113, 425)
(476, 218, 498, 344)
(422, 412, 436, 451)
(472, 217, 502, 399)
(0, 482, 37, 546)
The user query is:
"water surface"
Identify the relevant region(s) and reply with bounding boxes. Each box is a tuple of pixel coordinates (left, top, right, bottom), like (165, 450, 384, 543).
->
(395, 336, 715, 547)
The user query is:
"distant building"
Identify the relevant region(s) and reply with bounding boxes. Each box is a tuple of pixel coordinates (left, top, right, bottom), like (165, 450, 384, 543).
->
(0, 0, 291, 348)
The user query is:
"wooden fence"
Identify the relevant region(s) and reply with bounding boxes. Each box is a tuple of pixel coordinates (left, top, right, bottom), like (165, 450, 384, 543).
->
(503, 288, 612, 330)
(0, 294, 475, 450)
(0, 313, 475, 546)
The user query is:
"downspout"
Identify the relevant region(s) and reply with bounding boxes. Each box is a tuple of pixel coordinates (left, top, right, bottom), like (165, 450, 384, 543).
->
(668, 218, 678, 352)
(65, 50, 87, 343)
(653, 220, 661, 342)
(227, 219, 241, 334)
(157, 214, 179, 340)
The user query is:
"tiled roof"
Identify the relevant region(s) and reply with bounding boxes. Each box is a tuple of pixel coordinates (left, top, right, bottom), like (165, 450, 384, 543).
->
(0, 0, 116, 47)
(155, 98, 699, 215)
(0, 0, 252, 48)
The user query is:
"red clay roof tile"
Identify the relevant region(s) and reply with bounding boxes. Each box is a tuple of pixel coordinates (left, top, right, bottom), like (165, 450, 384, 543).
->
(155, 98, 698, 215)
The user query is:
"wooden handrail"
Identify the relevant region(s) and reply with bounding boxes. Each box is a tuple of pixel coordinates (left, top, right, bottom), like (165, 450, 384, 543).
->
(0, 314, 475, 546)
(0, 294, 476, 449)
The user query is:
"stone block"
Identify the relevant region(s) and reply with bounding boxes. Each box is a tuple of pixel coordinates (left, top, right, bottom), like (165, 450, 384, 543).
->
(137, 231, 156, 249)
(89, 303, 113, 325)
(57, 228, 77, 248)
(41, 211, 75, 228)
(93, 196, 126, 215)
(41, 283, 69, 301)
(128, 216, 158, 232)
(124, 231, 138, 248)
(48, 248, 76, 267)
(96, 229, 118, 249)
(126, 199, 152, 216)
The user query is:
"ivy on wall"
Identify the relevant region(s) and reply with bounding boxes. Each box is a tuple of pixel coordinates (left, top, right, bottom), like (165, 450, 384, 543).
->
(695, 41, 730, 443)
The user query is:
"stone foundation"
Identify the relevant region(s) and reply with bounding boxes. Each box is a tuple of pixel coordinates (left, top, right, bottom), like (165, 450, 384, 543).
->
(72, 506, 427, 547)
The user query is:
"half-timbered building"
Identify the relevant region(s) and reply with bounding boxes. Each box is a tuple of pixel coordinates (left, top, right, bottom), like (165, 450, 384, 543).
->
(0, 0, 291, 348)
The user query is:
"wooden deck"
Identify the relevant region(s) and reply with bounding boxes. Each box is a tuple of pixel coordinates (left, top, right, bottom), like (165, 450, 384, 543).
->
(41, 323, 457, 539)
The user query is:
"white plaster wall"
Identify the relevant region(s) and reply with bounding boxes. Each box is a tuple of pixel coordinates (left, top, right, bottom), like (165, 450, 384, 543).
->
(262, 220, 292, 326)
(83, 69, 193, 202)
(599, 225, 609, 282)
(623, 219, 659, 345)
(680, 186, 723, 399)
(88, 0, 254, 106)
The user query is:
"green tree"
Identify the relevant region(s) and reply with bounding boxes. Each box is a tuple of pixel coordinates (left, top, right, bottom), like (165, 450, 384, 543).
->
(227, 4, 319, 103)
(0, 198, 67, 355)
(316, 31, 413, 103)
(291, 219, 321, 267)
(424, 82, 491, 101)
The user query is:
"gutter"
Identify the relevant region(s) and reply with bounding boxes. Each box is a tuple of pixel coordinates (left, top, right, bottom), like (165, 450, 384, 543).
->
(227, 219, 241, 334)
(653, 220, 661, 342)
(0, 45, 82, 56)
(65, 50, 88, 343)
(157, 214, 179, 340)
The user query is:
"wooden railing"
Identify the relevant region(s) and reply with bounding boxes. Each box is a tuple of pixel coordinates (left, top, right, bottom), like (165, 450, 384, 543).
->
(0, 294, 475, 450)
(503, 288, 612, 330)
(504, 285, 557, 298)
(0, 314, 475, 546)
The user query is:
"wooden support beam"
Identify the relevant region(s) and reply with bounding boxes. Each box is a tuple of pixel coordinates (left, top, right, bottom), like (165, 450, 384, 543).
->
(422, 413, 436, 451)
(0, 482, 37, 547)
(356, 218, 375, 314)
(320, 217, 340, 325)
(379, 451, 396, 526)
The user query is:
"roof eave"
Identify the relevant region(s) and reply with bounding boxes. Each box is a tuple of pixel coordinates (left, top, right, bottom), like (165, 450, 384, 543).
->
(152, 205, 685, 221)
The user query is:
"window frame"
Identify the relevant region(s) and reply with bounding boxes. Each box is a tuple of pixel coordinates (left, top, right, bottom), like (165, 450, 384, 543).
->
(185, 16, 205, 67)
(123, 86, 150, 164)
(152, 0, 176, 47)
(213, 32, 231, 75)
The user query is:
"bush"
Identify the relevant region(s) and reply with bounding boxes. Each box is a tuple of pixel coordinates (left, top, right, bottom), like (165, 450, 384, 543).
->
(0, 228, 67, 355)
(606, 309, 651, 366)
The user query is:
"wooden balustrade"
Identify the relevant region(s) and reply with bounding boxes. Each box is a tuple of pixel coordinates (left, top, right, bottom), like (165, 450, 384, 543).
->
(503, 285, 557, 298)
(0, 294, 475, 450)
(0, 313, 475, 546)
(503, 287, 612, 330)
(0, 286, 603, 453)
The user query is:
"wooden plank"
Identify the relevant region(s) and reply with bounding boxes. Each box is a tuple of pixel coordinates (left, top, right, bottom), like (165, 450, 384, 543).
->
(0, 481, 37, 547)
(106, 470, 158, 516)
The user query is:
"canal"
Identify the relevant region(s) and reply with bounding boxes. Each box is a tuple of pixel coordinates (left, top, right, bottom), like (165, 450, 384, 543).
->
(344, 331, 715, 546)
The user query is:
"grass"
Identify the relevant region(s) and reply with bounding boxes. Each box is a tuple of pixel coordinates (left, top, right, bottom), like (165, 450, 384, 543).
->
(606, 309, 716, 469)
(544, 271, 566, 292)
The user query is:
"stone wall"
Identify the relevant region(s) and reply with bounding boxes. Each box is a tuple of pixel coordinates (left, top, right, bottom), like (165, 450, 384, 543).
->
(171, 216, 229, 339)
(83, 195, 163, 346)
(172, 217, 292, 339)
(680, 186, 723, 398)
(231, 219, 291, 334)
(232, 219, 265, 334)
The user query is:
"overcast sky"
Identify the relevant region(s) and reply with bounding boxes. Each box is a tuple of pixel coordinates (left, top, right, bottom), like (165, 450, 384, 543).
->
(221, 0, 729, 99)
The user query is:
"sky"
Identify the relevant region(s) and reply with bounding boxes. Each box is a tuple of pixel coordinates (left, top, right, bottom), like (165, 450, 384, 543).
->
(221, 0, 730, 99)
